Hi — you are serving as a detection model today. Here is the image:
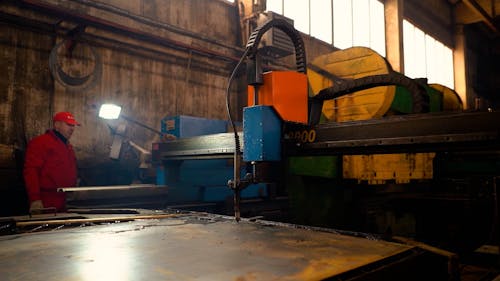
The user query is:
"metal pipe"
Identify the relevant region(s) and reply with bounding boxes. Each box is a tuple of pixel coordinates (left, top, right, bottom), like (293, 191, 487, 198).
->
(2, 3, 297, 77)
(68, 0, 244, 54)
(120, 114, 162, 136)
(58, 184, 160, 192)
(233, 151, 241, 222)
(17, 0, 242, 62)
(494, 177, 500, 258)
(17, 213, 181, 227)
(253, 85, 259, 105)
(0, 10, 233, 77)
(128, 140, 151, 155)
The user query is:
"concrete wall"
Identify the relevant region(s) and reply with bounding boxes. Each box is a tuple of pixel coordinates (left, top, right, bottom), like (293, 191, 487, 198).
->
(0, 0, 337, 214)
(1, 0, 240, 145)
(464, 23, 500, 110)
(0, 0, 243, 214)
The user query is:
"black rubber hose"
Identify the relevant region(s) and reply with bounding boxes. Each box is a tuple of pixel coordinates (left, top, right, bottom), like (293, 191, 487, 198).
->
(313, 72, 429, 113)
(245, 18, 307, 74)
(226, 18, 308, 153)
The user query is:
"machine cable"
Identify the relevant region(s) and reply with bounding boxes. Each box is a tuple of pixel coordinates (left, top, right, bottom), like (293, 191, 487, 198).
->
(225, 48, 249, 222)
(245, 18, 307, 74)
(312, 71, 429, 113)
(225, 18, 307, 221)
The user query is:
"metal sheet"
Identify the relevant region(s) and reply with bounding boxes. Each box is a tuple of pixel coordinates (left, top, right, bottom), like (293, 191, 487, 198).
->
(58, 184, 163, 192)
(59, 185, 170, 209)
(0, 213, 422, 280)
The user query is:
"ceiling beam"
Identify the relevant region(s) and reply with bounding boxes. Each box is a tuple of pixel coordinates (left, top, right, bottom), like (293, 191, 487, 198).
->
(461, 0, 498, 32)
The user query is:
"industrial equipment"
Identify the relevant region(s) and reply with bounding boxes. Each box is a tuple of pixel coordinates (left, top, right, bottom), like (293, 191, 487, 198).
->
(0, 17, 496, 281)
(155, 115, 266, 209)
(152, 18, 500, 253)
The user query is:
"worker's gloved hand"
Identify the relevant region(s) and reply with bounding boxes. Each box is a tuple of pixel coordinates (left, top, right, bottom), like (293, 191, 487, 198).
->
(29, 200, 44, 214)
(162, 134, 177, 141)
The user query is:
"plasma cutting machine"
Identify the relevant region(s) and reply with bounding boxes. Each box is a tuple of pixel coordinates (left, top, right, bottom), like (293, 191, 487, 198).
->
(152, 19, 500, 252)
(153, 19, 312, 220)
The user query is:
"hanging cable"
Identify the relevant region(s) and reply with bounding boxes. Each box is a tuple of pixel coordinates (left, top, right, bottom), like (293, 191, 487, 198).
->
(225, 18, 307, 222)
(225, 18, 307, 157)
(225, 48, 250, 156)
(225, 48, 249, 222)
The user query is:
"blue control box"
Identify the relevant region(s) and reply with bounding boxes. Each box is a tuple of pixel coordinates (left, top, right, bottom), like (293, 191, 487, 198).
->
(243, 106, 282, 162)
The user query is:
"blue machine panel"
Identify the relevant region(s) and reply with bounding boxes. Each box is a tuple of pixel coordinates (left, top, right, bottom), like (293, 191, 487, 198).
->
(161, 115, 228, 137)
(157, 115, 266, 203)
(243, 106, 282, 162)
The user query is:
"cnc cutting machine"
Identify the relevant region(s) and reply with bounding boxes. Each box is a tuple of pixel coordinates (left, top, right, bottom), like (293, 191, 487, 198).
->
(152, 19, 500, 252)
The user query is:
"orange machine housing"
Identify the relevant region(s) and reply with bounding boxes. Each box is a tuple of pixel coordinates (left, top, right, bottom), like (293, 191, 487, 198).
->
(247, 71, 308, 124)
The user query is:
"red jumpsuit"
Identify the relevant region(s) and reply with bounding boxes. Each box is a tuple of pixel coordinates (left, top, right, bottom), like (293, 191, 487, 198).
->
(24, 130, 78, 211)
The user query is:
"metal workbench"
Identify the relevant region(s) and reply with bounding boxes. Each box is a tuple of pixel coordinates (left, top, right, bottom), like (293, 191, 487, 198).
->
(0, 211, 452, 280)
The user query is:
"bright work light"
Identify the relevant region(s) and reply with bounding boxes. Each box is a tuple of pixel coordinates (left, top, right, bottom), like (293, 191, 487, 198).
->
(98, 104, 122, 120)
(98, 103, 162, 135)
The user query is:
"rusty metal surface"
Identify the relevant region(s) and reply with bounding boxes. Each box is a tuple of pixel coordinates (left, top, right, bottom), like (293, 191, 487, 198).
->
(0, 213, 416, 281)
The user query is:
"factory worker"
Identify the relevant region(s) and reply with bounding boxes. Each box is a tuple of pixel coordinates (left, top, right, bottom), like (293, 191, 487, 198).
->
(24, 112, 80, 213)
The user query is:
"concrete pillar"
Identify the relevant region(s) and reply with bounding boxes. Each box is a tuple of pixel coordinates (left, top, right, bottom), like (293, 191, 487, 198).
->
(453, 24, 468, 109)
(385, 0, 404, 73)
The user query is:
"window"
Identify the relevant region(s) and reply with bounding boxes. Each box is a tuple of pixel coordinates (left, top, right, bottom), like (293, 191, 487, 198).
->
(311, 0, 332, 44)
(336, 0, 385, 56)
(267, 0, 283, 14)
(369, 0, 385, 56)
(352, 0, 370, 47)
(267, 0, 385, 56)
(284, 1, 309, 34)
(403, 20, 454, 89)
(333, 0, 353, 49)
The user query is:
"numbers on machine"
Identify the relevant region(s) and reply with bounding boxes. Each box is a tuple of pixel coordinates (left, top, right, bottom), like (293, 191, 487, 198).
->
(287, 129, 316, 143)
